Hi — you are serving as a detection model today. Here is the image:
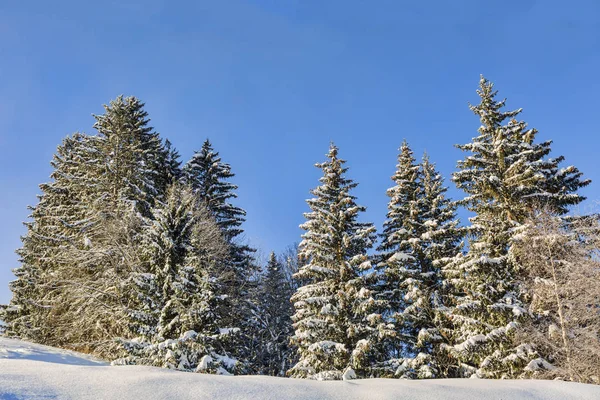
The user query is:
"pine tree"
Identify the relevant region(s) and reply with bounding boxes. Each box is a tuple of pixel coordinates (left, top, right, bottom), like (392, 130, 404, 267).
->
(443, 76, 589, 378)
(254, 252, 295, 376)
(376, 143, 461, 378)
(288, 143, 379, 380)
(116, 184, 241, 374)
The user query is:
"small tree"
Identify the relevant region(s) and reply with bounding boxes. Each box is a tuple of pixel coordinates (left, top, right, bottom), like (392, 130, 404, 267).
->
(254, 252, 295, 376)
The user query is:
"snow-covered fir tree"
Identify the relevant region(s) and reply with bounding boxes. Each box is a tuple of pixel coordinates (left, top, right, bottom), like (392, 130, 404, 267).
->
(376, 140, 423, 372)
(376, 142, 461, 378)
(2, 96, 180, 356)
(92, 95, 167, 217)
(288, 143, 380, 380)
(116, 183, 241, 374)
(416, 153, 462, 377)
(182, 139, 257, 369)
(1, 134, 98, 343)
(158, 138, 182, 187)
(254, 252, 295, 376)
(443, 76, 589, 378)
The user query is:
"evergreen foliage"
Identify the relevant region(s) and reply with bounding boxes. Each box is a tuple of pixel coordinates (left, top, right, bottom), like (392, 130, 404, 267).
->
(253, 252, 296, 376)
(2, 134, 97, 343)
(376, 142, 461, 378)
(183, 139, 257, 370)
(288, 143, 379, 380)
(0, 80, 594, 383)
(116, 184, 240, 374)
(443, 76, 589, 378)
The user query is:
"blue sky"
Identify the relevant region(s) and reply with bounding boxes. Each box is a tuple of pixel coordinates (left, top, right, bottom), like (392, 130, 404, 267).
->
(1, 0, 599, 304)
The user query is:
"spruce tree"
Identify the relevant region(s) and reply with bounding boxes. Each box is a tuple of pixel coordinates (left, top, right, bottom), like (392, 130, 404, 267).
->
(3, 96, 175, 355)
(443, 76, 589, 378)
(254, 252, 295, 376)
(92, 95, 167, 217)
(376, 143, 461, 378)
(158, 138, 182, 187)
(182, 139, 257, 369)
(2, 134, 99, 343)
(416, 153, 462, 377)
(288, 143, 379, 380)
(376, 140, 423, 369)
(116, 184, 240, 374)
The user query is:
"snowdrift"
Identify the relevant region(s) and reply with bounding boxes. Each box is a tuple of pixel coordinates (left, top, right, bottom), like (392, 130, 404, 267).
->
(1, 338, 599, 400)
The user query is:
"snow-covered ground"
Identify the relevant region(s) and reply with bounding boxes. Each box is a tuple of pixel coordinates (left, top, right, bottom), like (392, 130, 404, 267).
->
(1, 338, 599, 400)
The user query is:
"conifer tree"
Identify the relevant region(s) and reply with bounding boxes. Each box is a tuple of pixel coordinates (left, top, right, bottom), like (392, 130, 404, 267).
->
(182, 139, 257, 369)
(416, 153, 462, 377)
(254, 252, 295, 376)
(443, 76, 589, 378)
(376, 143, 461, 378)
(3, 96, 174, 355)
(2, 134, 99, 343)
(92, 96, 166, 217)
(158, 139, 182, 187)
(376, 140, 422, 368)
(116, 184, 240, 374)
(288, 143, 379, 380)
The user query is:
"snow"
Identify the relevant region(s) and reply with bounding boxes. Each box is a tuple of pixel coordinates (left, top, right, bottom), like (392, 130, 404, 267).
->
(342, 367, 357, 381)
(2, 338, 600, 400)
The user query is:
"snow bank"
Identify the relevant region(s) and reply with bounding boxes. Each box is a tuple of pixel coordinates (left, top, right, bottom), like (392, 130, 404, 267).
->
(1, 338, 599, 400)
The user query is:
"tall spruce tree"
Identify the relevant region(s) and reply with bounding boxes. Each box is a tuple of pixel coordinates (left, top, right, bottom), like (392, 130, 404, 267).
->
(288, 143, 379, 380)
(376, 140, 423, 368)
(92, 96, 167, 218)
(376, 143, 461, 378)
(443, 76, 589, 378)
(182, 139, 257, 370)
(2, 134, 98, 343)
(3, 96, 174, 355)
(416, 153, 462, 377)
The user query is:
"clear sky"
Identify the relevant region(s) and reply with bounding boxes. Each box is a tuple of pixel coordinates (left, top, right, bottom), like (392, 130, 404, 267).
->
(1, 0, 599, 305)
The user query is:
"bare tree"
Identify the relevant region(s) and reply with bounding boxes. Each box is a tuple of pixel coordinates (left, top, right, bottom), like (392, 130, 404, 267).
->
(511, 209, 600, 383)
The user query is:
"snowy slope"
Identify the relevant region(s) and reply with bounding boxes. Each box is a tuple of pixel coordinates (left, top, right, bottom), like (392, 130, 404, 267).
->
(1, 338, 599, 400)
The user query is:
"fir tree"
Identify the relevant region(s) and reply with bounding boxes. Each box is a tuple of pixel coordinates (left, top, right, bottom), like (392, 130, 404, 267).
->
(376, 143, 461, 378)
(415, 153, 462, 377)
(288, 143, 379, 380)
(92, 95, 166, 217)
(376, 140, 423, 369)
(3, 96, 177, 355)
(443, 76, 589, 378)
(116, 184, 240, 374)
(2, 134, 99, 343)
(254, 252, 295, 376)
(182, 139, 257, 369)
(158, 138, 182, 187)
